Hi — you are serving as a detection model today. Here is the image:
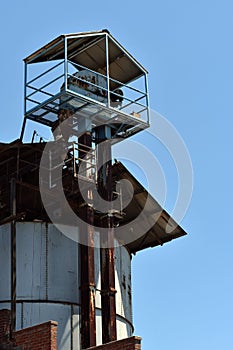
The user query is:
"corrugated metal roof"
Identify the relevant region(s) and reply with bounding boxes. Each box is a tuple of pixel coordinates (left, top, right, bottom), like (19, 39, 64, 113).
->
(0, 141, 186, 253)
(24, 30, 147, 90)
(112, 161, 187, 254)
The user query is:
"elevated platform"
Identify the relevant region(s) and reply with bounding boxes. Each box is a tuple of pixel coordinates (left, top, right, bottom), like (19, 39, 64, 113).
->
(21, 30, 150, 141)
(25, 90, 149, 139)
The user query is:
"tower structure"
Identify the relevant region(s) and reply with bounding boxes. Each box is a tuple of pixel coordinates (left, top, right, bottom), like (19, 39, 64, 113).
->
(0, 30, 186, 350)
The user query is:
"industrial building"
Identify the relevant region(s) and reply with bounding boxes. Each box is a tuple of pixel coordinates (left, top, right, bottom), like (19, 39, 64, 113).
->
(0, 30, 186, 349)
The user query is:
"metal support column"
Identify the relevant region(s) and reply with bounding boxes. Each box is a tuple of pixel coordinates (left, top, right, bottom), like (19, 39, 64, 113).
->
(105, 34, 110, 108)
(10, 178, 17, 337)
(64, 37, 68, 91)
(144, 73, 150, 124)
(100, 217, 117, 344)
(96, 128, 117, 344)
(79, 132, 96, 349)
(20, 62, 28, 141)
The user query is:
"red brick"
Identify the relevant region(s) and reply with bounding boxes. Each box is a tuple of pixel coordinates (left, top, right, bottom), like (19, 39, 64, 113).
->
(0, 309, 11, 343)
(86, 336, 142, 350)
(14, 321, 58, 350)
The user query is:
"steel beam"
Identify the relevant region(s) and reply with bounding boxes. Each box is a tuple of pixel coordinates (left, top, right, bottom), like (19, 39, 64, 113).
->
(95, 128, 117, 344)
(10, 178, 16, 337)
(79, 132, 96, 349)
(100, 217, 117, 344)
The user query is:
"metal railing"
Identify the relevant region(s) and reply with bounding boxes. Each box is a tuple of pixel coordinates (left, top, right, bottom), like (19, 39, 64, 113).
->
(25, 60, 65, 114)
(49, 142, 97, 188)
(66, 60, 149, 122)
(25, 58, 149, 124)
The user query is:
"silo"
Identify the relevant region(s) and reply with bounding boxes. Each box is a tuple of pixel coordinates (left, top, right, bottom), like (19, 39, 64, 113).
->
(0, 30, 187, 350)
(0, 222, 133, 349)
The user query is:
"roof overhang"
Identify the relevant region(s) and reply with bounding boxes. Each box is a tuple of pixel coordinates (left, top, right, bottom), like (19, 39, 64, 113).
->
(24, 30, 148, 89)
(0, 141, 187, 254)
(112, 161, 187, 254)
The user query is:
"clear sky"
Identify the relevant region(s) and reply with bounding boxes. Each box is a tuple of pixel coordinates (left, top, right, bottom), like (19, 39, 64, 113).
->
(0, 0, 232, 349)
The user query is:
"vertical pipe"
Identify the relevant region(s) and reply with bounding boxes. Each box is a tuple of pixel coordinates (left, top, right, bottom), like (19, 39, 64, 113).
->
(96, 130, 117, 344)
(16, 146, 20, 181)
(49, 150, 52, 188)
(73, 143, 76, 177)
(70, 304, 74, 350)
(21, 302, 24, 329)
(24, 61, 27, 116)
(64, 37, 68, 91)
(79, 132, 96, 349)
(10, 178, 17, 337)
(144, 73, 150, 125)
(100, 218, 117, 344)
(20, 119, 26, 142)
(105, 34, 110, 108)
(20, 62, 28, 141)
(45, 223, 49, 301)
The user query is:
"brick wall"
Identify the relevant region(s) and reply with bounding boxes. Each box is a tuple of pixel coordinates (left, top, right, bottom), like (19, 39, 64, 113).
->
(0, 310, 57, 350)
(86, 336, 141, 350)
(0, 310, 11, 343)
(0, 309, 141, 350)
(14, 321, 58, 350)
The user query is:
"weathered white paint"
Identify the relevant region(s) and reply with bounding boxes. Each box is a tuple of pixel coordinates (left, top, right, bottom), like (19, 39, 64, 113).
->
(0, 222, 133, 350)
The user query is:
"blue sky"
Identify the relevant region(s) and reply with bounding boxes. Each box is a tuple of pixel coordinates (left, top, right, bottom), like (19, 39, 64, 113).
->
(0, 0, 232, 349)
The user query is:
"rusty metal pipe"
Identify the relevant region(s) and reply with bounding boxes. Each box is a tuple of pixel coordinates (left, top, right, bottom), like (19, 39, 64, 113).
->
(79, 132, 96, 349)
(95, 128, 117, 344)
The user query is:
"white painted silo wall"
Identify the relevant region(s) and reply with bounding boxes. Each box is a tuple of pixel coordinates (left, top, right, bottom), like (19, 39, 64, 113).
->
(0, 222, 133, 349)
